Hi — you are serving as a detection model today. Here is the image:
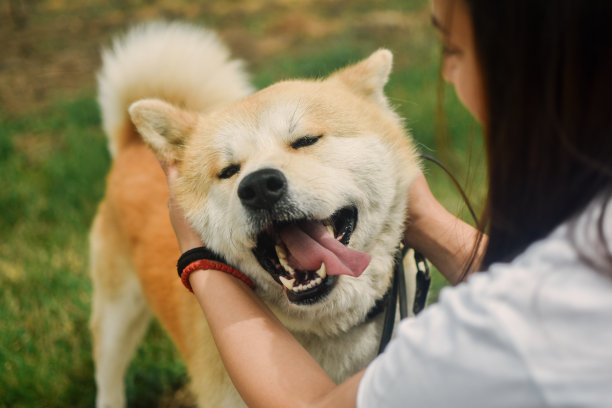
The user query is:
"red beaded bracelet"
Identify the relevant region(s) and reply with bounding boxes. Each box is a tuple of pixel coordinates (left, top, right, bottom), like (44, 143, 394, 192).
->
(181, 259, 255, 292)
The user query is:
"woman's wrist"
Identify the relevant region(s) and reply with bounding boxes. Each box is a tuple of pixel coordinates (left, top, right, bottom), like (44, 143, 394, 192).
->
(405, 207, 483, 284)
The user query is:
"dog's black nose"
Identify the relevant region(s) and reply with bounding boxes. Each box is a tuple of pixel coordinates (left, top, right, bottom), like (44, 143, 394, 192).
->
(238, 168, 287, 210)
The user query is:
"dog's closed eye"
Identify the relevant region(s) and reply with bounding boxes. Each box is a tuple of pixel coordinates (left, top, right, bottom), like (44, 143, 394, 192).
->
(290, 135, 323, 150)
(218, 164, 240, 179)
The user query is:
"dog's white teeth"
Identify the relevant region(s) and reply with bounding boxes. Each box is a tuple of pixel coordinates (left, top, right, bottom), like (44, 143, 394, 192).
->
(316, 262, 326, 279)
(294, 284, 306, 292)
(279, 257, 295, 275)
(290, 275, 324, 293)
(276, 241, 327, 294)
(275, 244, 295, 275)
(279, 276, 296, 291)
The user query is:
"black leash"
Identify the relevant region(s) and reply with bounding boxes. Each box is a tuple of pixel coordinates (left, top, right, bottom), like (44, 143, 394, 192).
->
(419, 153, 479, 225)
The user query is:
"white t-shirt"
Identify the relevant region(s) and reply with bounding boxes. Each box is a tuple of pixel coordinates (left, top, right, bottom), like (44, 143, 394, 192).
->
(358, 193, 612, 407)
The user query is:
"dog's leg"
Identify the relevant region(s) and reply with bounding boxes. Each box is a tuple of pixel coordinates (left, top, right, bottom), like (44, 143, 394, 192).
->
(90, 276, 152, 408)
(89, 208, 153, 408)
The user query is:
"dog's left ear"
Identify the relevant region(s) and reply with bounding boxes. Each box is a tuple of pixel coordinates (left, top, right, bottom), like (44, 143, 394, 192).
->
(328, 49, 393, 108)
(129, 98, 198, 163)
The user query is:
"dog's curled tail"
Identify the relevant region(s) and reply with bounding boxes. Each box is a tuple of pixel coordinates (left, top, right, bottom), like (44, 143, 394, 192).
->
(97, 21, 254, 157)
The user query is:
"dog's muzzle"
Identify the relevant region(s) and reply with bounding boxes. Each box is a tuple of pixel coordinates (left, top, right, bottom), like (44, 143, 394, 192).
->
(241, 169, 368, 305)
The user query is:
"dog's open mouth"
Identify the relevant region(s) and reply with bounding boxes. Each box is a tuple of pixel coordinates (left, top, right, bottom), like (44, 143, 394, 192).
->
(252, 206, 371, 305)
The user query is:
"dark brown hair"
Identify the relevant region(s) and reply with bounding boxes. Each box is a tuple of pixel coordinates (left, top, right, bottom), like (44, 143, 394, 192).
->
(461, 0, 612, 269)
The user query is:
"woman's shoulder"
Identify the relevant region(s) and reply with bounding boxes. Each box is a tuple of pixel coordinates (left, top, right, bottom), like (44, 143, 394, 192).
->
(465, 189, 612, 316)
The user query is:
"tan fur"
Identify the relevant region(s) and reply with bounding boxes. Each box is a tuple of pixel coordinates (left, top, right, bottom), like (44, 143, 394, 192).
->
(90, 143, 238, 407)
(90, 22, 421, 408)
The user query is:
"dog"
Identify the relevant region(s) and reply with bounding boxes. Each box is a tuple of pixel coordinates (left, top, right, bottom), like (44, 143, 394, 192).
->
(89, 21, 421, 407)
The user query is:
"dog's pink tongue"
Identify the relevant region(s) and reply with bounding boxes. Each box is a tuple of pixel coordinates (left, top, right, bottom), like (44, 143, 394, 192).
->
(278, 222, 371, 277)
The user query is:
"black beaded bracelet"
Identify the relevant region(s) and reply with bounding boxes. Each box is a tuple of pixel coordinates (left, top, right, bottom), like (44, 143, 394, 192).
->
(176, 247, 228, 278)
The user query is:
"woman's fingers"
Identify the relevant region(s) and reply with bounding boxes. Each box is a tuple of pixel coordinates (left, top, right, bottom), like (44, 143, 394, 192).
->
(154, 158, 205, 252)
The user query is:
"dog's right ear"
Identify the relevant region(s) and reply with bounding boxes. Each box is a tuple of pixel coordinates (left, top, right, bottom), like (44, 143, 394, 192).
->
(129, 98, 198, 163)
(328, 49, 393, 109)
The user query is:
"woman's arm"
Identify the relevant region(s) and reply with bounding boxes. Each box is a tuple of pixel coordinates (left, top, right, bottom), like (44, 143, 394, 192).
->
(403, 174, 486, 284)
(188, 268, 363, 408)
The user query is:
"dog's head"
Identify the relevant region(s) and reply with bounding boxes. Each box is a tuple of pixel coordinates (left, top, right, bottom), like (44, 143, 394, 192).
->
(130, 50, 420, 335)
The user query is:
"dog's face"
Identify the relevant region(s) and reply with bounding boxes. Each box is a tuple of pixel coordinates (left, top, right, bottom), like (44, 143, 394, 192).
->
(130, 50, 420, 335)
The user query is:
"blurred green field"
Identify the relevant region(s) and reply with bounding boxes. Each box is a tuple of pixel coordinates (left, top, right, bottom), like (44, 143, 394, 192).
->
(0, 1, 484, 406)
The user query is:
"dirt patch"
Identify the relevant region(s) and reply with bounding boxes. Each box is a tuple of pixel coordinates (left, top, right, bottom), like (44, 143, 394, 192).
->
(0, 0, 429, 116)
(0, 0, 329, 114)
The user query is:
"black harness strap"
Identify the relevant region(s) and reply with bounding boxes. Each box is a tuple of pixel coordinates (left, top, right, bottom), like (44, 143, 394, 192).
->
(413, 251, 431, 315)
(376, 246, 431, 354)
(376, 247, 403, 354)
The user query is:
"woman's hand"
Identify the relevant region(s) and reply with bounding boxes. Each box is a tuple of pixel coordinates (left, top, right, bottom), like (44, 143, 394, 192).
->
(403, 173, 485, 284)
(159, 161, 204, 253)
(403, 173, 442, 249)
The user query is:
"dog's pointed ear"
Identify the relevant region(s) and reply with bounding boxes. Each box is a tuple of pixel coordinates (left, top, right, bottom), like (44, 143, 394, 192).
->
(129, 99, 198, 163)
(329, 49, 393, 108)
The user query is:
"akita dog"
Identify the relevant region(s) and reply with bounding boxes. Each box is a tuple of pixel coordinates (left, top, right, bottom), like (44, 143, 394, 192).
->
(90, 22, 421, 407)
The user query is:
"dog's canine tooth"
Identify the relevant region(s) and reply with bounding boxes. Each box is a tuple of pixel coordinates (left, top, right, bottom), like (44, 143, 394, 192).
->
(276, 244, 295, 274)
(279, 276, 296, 291)
(327, 223, 345, 242)
(316, 262, 327, 279)
(275, 244, 287, 258)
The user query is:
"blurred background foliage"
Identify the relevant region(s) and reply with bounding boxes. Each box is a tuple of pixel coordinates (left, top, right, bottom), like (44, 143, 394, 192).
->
(0, 0, 484, 406)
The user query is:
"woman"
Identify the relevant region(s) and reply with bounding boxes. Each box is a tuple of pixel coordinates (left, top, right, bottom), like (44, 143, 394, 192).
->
(163, 0, 612, 406)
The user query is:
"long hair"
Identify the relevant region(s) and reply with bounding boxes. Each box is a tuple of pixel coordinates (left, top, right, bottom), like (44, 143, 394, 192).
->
(462, 0, 612, 269)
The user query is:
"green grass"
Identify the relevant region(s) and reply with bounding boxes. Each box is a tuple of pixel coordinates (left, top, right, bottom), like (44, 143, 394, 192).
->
(0, 95, 190, 407)
(0, 2, 485, 406)
(0, 97, 103, 407)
